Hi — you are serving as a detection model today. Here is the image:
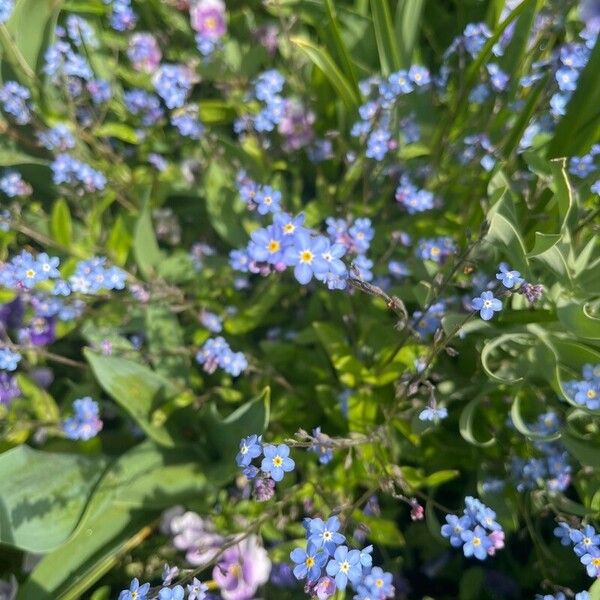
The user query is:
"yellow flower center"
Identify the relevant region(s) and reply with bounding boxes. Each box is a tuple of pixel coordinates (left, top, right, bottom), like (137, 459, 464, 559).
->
(131, 593, 138, 600)
(300, 250, 313, 264)
(584, 537, 592, 545)
(204, 16, 217, 30)
(263, 195, 272, 205)
(273, 455, 283, 467)
(593, 558, 600, 567)
(240, 444, 248, 454)
(267, 240, 280, 253)
(414, 73, 422, 81)
(339, 561, 350, 573)
(430, 246, 440, 256)
(587, 389, 597, 399)
(472, 537, 481, 546)
(306, 557, 315, 568)
(229, 564, 241, 576)
(283, 223, 295, 234)
(25, 269, 36, 279)
(375, 578, 384, 588)
(323, 531, 332, 541)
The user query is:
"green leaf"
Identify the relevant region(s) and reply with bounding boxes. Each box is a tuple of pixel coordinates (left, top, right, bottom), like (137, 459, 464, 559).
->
(201, 388, 270, 482)
(84, 349, 178, 447)
(561, 430, 600, 468)
(290, 36, 360, 108)
(144, 303, 189, 383)
(106, 214, 131, 265)
(370, 0, 401, 74)
(15, 374, 60, 422)
(395, 0, 424, 67)
(557, 298, 600, 340)
(480, 333, 530, 384)
(510, 395, 561, 441)
(425, 500, 445, 544)
(589, 577, 600, 600)
(1, 0, 62, 82)
(548, 34, 600, 157)
(224, 280, 284, 334)
(527, 232, 561, 257)
(50, 198, 72, 247)
(95, 122, 139, 144)
(198, 99, 236, 124)
(549, 158, 576, 231)
(485, 189, 528, 273)
(0, 148, 48, 166)
(204, 161, 248, 247)
(133, 201, 162, 279)
(459, 397, 496, 447)
(0, 446, 106, 552)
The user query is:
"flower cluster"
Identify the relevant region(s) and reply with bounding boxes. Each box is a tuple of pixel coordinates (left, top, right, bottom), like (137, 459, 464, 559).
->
(394, 175, 436, 214)
(153, 64, 195, 110)
(440, 496, 505, 560)
(290, 514, 394, 600)
(191, 0, 227, 57)
(51, 154, 107, 193)
(0, 81, 32, 125)
(236, 435, 295, 499)
(563, 363, 600, 410)
(62, 397, 103, 440)
(554, 521, 600, 577)
(0, 171, 32, 198)
(195, 337, 247, 376)
(510, 411, 571, 493)
(0, 347, 21, 371)
(127, 32, 161, 72)
(415, 236, 457, 263)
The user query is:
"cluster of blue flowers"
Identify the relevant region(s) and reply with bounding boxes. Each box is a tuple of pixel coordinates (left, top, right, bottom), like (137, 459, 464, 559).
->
(510, 411, 571, 493)
(564, 363, 600, 410)
(37, 124, 76, 152)
(394, 175, 436, 214)
(415, 237, 456, 263)
(0, 171, 32, 198)
(247, 69, 286, 133)
(554, 521, 600, 578)
(104, 0, 137, 32)
(0, 81, 32, 125)
(62, 397, 103, 440)
(195, 336, 247, 377)
(68, 257, 127, 294)
(51, 154, 107, 193)
(170, 105, 205, 140)
(123, 90, 164, 126)
(569, 146, 600, 194)
(536, 593, 589, 600)
(230, 173, 381, 290)
(351, 65, 431, 161)
(441, 496, 505, 560)
(289, 514, 394, 600)
(153, 64, 194, 110)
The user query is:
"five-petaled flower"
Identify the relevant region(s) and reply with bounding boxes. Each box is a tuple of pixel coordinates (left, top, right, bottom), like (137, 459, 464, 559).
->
(260, 443, 295, 481)
(471, 291, 502, 321)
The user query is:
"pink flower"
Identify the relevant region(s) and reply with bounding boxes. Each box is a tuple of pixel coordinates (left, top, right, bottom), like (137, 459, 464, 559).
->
(190, 0, 227, 39)
(213, 535, 271, 600)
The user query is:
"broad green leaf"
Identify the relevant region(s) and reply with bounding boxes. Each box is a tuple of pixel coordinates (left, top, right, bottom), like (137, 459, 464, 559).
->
(201, 388, 270, 482)
(204, 161, 248, 247)
(557, 298, 600, 340)
(15, 374, 60, 422)
(198, 99, 236, 124)
(527, 232, 561, 257)
(370, 0, 401, 74)
(589, 578, 600, 600)
(0, 148, 49, 166)
(144, 303, 189, 383)
(485, 189, 528, 273)
(50, 198, 72, 247)
(561, 430, 600, 469)
(133, 201, 162, 279)
(548, 34, 600, 157)
(290, 36, 360, 108)
(84, 349, 178, 447)
(1, 0, 62, 82)
(0, 446, 106, 552)
(156, 251, 197, 284)
(106, 214, 131, 265)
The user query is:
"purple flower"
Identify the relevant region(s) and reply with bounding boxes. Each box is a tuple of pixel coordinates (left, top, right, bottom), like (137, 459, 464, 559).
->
(0, 372, 20, 405)
(213, 536, 271, 600)
(190, 0, 227, 39)
(471, 291, 502, 320)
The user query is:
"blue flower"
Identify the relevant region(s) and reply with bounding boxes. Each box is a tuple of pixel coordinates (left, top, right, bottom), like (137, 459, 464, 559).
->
(471, 291, 502, 320)
(0, 81, 31, 124)
(309, 427, 334, 465)
(325, 545, 362, 590)
(171, 104, 204, 137)
(261, 443, 295, 481)
(408, 65, 430, 86)
(236, 434, 262, 467)
(248, 225, 285, 264)
(461, 525, 492, 560)
(273, 212, 306, 238)
(553, 522, 573, 546)
(254, 69, 285, 101)
(0, 0, 13, 24)
(495, 263, 524, 288)
(308, 516, 346, 555)
(362, 566, 394, 597)
(153, 64, 193, 109)
(158, 585, 185, 600)
(571, 524, 600, 557)
(290, 542, 328, 581)
(441, 514, 471, 548)
(255, 185, 282, 215)
(283, 233, 329, 285)
(555, 67, 579, 92)
(580, 546, 600, 577)
(118, 578, 150, 600)
(419, 405, 448, 422)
